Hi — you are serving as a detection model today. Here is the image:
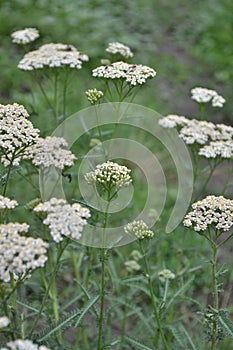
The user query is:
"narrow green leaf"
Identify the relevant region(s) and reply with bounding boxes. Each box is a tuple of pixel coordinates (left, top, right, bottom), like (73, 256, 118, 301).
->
(166, 277, 194, 309)
(74, 295, 100, 327)
(125, 335, 154, 350)
(180, 324, 197, 350)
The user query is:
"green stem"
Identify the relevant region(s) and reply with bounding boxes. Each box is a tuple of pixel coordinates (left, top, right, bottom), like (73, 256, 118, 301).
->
(196, 161, 220, 199)
(28, 242, 68, 338)
(218, 231, 233, 248)
(97, 192, 111, 350)
(211, 242, 219, 350)
(97, 248, 106, 350)
(121, 305, 127, 349)
(54, 71, 59, 124)
(62, 69, 69, 122)
(199, 103, 205, 120)
(33, 72, 55, 117)
(2, 153, 15, 196)
(139, 240, 169, 350)
(47, 248, 63, 344)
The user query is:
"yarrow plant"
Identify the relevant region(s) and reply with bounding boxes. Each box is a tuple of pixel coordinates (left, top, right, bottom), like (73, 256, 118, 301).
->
(1, 340, 51, 350)
(11, 27, 40, 45)
(0, 316, 10, 329)
(23, 136, 76, 169)
(0, 24, 232, 350)
(124, 219, 154, 239)
(85, 88, 104, 104)
(184, 195, 233, 349)
(105, 41, 134, 58)
(0, 196, 18, 210)
(34, 198, 91, 242)
(0, 222, 49, 282)
(159, 96, 232, 194)
(92, 61, 156, 86)
(18, 43, 89, 71)
(85, 161, 132, 193)
(191, 87, 226, 108)
(0, 103, 39, 167)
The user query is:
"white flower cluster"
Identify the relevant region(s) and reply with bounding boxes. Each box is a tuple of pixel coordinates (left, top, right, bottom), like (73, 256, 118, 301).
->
(23, 136, 76, 169)
(106, 42, 134, 58)
(18, 43, 89, 71)
(216, 124, 233, 140)
(1, 340, 50, 350)
(34, 198, 91, 243)
(85, 89, 104, 104)
(158, 114, 189, 128)
(0, 196, 18, 210)
(124, 260, 141, 273)
(0, 223, 48, 282)
(199, 141, 233, 159)
(124, 220, 154, 240)
(183, 195, 233, 232)
(0, 103, 39, 167)
(11, 27, 40, 45)
(92, 61, 156, 86)
(124, 249, 142, 273)
(158, 269, 175, 283)
(191, 87, 225, 107)
(179, 120, 218, 145)
(159, 115, 233, 159)
(85, 161, 132, 189)
(0, 316, 10, 328)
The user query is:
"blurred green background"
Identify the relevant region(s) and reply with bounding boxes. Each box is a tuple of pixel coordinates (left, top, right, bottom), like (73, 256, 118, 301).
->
(0, 0, 232, 122)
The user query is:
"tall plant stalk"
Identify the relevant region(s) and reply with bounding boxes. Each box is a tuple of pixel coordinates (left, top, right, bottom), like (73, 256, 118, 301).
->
(139, 240, 169, 350)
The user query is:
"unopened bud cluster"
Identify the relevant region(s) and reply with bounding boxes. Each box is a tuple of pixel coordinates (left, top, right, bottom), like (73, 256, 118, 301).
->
(85, 161, 132, 189)
(124, 220, 154, 240)
(85, 89, 104, 104)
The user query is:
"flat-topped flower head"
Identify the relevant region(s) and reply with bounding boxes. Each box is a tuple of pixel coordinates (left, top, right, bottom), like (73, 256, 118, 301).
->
(23, 136, 76, 169)
(124, 260, 141, 273)
(183, 195, 233, 232)
(212, 94, 226, 108)
(158, 269, 175, 283)
(85, 161, 132, 189)
(159, 116, 233, 156)
(1, 339, 50, 350)
(85, 89, 104, 104)
(0, 103, 39, 167)
(179, 119, 219, 145)
(158, 114, 189, 128)
(0, 196, 18, 210)
(216, 124, 233, 141)
(199, 141, 233, 159)
(0, 316, 10, 328)
(0, 223, 49, 282)
(191, 87, 225, 108)
(11, 27, 40, 45)
(106, 42, 134, 58)
(34, 198, 91, 243)
(18, 43, 89, 71)
(124, 220, 154, 240)
(92, 61, 156, 86)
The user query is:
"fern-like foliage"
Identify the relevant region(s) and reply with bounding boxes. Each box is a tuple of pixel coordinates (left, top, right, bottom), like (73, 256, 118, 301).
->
(218, 309, 233, 339)
(167, 323, 198, 350)
(34, 308, 81, 342)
